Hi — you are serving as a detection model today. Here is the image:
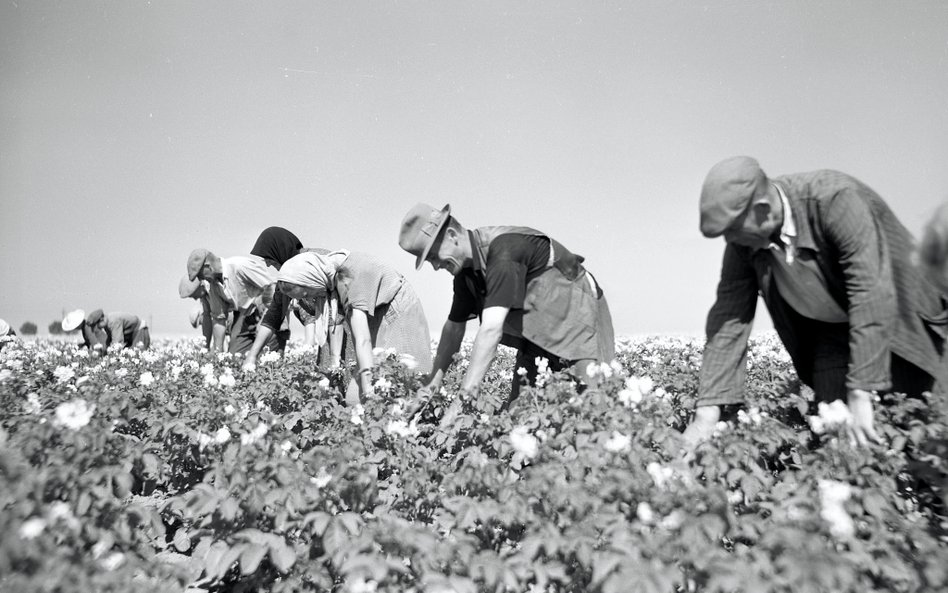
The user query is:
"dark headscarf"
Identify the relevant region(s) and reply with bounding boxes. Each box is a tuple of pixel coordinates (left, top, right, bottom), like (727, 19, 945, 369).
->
(251, 227, 303, 270)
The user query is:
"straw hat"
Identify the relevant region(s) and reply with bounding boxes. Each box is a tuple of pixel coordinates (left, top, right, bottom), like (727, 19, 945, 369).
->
(61, 309, 86, 332)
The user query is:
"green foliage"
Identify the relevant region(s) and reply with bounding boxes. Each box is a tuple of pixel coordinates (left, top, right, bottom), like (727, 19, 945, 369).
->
(0, 335, 946, 592)
(19, 321, 38, 336)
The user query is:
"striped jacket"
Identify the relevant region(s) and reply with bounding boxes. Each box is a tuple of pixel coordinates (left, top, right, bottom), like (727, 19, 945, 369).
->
(698, 170, 947, 406)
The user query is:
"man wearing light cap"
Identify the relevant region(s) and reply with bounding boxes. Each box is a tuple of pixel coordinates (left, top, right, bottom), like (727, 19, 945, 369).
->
(178, 275, 226, 349)
(398, 203, 615, 406)
(684, 156, 947, 448)
(185, 248, 278, 354)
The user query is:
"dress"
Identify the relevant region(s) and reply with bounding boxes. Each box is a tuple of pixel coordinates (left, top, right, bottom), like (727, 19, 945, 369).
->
(335, 252, 433, 374)
(699, 170, 948, 406)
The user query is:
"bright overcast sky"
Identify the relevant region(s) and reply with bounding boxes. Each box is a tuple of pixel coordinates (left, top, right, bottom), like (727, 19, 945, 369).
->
(2, 1, 947, 337)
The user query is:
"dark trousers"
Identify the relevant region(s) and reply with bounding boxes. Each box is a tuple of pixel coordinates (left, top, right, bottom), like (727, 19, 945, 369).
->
(508, 340, 572, 404)
(811, 330, 935, 401)
(228, 310, 286, 356)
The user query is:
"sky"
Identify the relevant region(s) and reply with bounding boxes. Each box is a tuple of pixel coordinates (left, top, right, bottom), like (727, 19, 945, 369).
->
(2, 1, 948, 338)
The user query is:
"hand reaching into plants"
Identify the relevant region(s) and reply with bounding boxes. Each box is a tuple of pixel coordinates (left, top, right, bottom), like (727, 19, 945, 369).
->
(847, 388, 884, 447)
(681, 404, 721, 453)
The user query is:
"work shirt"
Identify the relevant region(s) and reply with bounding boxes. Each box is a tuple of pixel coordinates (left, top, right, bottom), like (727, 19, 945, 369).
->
(207, 255, 277, 323)
(449, 233, 552, 322)
(768, 184, 848, 323)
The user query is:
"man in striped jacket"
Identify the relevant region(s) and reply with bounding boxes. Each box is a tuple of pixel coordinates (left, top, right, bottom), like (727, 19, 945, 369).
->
(684, 157, 947, 448)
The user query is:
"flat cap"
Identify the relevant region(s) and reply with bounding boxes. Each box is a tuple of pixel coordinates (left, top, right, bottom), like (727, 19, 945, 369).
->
(699, 156, 767, 237)
(186, 248, 221, 281)
(85, 309, 104, 326)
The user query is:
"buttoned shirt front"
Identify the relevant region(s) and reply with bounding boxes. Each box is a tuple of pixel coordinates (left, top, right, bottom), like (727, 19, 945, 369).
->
(767, 184, 848, 323)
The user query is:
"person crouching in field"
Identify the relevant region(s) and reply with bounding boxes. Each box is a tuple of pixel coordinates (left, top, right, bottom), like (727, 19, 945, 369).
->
(398, 203, 615, 407)
(0, 319, 17, 351)
(241, 227, 345, 371)
(918, 202, 948, 295)
(62, 308, 151, 352)
(277, 250, 432, 404)
(185, 248, 279, 355)
(683, 157, 948, 450)
(178, 276, 222, 349)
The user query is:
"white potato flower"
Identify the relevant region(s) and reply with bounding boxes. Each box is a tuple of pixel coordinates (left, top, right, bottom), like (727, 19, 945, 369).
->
(509, 426, 539, 459)
(53, 366, 75, 384)
(214, 427, 231, 444)
(636, 502, 655, 524)
(53, 400, 95, 430)
(19, 517, 46, 539)
(604, 431, 632, 453)
(100, 552, 125, 571)
(218, 371, 236, 388)
(240, 422, 269, 446)
(139, 371, 155, 387)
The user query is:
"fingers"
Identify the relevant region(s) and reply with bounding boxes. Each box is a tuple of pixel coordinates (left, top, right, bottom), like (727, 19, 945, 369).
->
(846, 423, 884, 448)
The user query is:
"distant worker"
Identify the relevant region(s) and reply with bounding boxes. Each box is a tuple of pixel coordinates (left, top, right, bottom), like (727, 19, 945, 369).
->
(684, 157, 948, 449)
(0, 319, 17, 351)
(185, 248, 278, 355)
(62, 308, 151, 352)
(398, 203, 615, 406)
(277, 249, 432, 403)
(178, 276, 219, 349)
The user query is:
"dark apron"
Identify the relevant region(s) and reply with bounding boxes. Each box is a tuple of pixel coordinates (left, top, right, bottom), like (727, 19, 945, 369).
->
(472, 226, 615, 363)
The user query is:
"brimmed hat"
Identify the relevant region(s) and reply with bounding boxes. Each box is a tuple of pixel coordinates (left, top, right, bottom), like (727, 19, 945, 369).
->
(186, 248, 221, 281)
(699, 156, 768, 238)
(398, 203, 451, 269)
(61, 309, 86, 332)
(178, 275, 203, 299)
(85, 309, 104, 326)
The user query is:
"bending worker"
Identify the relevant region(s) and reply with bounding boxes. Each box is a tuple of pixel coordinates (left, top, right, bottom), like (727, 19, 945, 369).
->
(185, 248, 278, 355)
(684, 157, 947, 448)
(398, 203, 615, 406)
(62, 308, 151, 352)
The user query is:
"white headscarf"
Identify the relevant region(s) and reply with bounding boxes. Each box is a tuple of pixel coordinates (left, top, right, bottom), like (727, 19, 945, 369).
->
(0, 319, 10, 336)
(278, 250, 350, 294)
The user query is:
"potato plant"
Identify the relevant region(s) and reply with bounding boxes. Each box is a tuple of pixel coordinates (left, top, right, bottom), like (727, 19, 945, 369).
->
(0, 335, 946, 593)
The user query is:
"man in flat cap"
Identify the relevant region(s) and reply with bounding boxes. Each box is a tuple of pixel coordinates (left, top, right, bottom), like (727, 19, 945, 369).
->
(684, 156, 947, 448)
(178, 275, 229, 349)
(80, 309, 151, 351)
(185, 248, 279, 354)
(398, 203, 615, 406)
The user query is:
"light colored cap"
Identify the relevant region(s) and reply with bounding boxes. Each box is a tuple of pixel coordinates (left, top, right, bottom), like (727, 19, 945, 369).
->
(699, 156, 767, 238)
(398, 203, 451, 270)
(186, 248, 221, 281)
(62, 309, 86, 332)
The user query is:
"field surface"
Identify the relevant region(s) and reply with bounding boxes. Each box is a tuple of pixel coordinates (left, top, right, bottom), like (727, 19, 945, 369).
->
(1, 335, 946, 593)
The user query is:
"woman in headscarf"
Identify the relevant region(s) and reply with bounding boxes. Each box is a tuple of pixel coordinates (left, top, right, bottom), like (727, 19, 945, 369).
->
(278, 249, 432, 403)
(242, 227, 346, 369)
